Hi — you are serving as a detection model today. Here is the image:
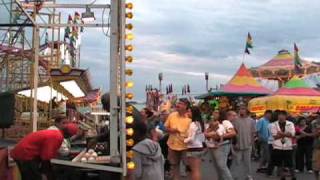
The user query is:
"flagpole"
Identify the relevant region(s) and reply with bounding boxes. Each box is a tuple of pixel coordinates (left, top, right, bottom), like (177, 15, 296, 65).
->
(242, 51, 246, 63)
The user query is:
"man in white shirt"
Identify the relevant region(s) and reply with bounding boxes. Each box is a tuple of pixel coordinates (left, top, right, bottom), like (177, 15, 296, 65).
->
(270, 110, 296, 180)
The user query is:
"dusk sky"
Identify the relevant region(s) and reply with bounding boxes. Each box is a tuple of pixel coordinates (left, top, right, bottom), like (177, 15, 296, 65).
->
(2, 0, 320, 101)
(78, 0, 320, 101)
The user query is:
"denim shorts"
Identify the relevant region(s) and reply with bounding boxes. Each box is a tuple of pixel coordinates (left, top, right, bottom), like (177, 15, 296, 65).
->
(186, 150, 204, 158)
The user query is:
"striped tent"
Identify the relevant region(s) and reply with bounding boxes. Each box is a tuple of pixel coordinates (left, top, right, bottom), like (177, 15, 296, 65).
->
(221, 63, 272, 95)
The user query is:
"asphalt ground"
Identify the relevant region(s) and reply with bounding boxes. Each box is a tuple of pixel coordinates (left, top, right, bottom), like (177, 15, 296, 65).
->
(178, 150, 314, 180)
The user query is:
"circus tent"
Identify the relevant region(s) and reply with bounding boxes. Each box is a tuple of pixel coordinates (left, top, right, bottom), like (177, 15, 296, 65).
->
(197, 63, 272, 99)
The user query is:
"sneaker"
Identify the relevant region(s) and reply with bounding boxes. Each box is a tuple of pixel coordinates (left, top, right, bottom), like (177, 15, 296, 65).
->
(308, 170, 314, 174)
(294, 169, 300, 173)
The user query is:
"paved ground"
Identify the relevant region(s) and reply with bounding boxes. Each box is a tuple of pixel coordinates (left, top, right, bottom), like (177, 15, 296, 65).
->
(178, 150, 314, 180)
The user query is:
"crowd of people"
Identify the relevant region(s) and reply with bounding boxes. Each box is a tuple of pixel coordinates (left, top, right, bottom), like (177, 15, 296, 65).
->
(128, 98, 320, 180)
(8, 96, 320, 180)
(255, 109, 320, 180)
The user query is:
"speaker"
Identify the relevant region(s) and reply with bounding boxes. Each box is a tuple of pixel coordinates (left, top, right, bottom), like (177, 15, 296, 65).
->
(0, 92, 15, 128)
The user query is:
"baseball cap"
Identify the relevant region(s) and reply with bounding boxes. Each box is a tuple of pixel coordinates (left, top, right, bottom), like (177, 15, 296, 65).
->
(65, 123, 79, 136)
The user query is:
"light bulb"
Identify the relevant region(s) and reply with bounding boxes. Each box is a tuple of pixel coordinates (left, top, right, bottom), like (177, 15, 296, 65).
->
(127, 161, 135, 170)
(126, 81, 134, 88)
(125, 33, 134, 40)
(127, 128, 134, 136)
(127, 106, 134, 114)
(126, 56, 133, 63)
(125, 69, 133, 76)
(126, 116, 134, 124)
(127, 139, 134, 146)
(127, 150, 134, 159)
(126, 3, 133, 9)
(126, 24, 133, 30)
(126, 93, 134, 100)
(126, 12, 133, 19)
(125, 45, 133, 51)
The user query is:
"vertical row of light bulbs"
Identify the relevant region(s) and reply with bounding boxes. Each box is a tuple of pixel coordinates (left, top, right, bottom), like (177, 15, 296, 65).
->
(124, 2, 135, 171)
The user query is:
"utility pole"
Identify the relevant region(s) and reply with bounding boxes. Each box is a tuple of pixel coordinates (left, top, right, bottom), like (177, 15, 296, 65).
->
(158, 72, 163, 94)
(205, 72, 209, 92)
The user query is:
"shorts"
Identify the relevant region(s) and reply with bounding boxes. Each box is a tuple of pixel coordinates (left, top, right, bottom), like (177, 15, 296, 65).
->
(186, 150, 204, 158)
(168, 149, 186, 165)
(313, 149, 320, 171)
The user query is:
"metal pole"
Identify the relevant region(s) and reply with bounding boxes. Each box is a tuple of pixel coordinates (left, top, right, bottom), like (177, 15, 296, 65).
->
(158, 73, 163, 94)
(109, 0, 120, 157)
(32, 25, 40, 132)
(36, 23, 110, 28)
(205, 72, 209, 92)
(23, 3, 111, 9)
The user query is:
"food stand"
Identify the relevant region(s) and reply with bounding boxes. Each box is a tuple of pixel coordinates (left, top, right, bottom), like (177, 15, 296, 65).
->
(0, 65, 120, 179)
(249, 76, 320, 115)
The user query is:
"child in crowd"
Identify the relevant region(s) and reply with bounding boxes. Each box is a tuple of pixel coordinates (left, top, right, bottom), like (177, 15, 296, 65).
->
(205, 120, 225, 148)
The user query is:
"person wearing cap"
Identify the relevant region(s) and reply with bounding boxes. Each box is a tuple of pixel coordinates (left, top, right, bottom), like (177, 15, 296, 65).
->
(10, 122, 78, 180)
(48, 115, 82, 156)
(165, 98, 191, 180)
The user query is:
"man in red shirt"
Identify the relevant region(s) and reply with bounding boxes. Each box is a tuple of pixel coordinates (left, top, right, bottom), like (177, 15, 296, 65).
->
(10, 116, 78, 180)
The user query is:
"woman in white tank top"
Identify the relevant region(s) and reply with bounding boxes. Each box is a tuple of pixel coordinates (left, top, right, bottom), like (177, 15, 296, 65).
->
(184, 106, 205, 180)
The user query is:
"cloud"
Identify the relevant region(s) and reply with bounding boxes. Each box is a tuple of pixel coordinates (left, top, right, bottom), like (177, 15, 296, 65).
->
(3, 0, 320, 101)
(124, 0, 320, 100)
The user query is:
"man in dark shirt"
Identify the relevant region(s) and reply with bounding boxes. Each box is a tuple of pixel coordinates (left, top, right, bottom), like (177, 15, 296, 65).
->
(295, 117, 313, 173)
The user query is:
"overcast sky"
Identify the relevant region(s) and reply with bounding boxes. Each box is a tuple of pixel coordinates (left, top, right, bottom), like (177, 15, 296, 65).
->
(3, 0, 320, 101)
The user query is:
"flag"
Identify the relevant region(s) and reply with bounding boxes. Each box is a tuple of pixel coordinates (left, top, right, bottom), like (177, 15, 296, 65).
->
(64, 15, 73, 41)
(244, 32, 253, 54)
(74, 12, 80, 20)
(294, 43, 303, 73)
(68, 15, 73, 22)
(64, 26, 71, 41)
